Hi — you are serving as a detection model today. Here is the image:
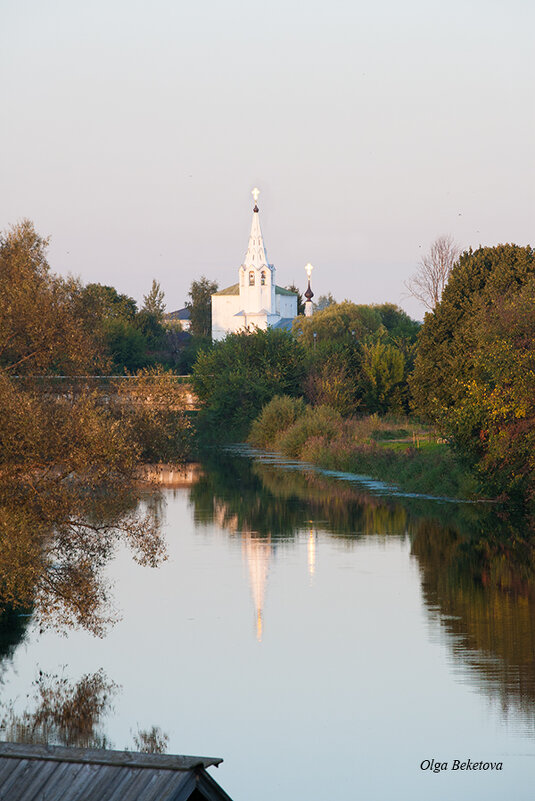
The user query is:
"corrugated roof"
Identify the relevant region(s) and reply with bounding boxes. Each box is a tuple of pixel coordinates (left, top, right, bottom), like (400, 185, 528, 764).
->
(0, 742, 232, 801)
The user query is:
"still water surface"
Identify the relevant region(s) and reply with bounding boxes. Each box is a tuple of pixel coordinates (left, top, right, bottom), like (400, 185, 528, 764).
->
(2, 449, 535, 800)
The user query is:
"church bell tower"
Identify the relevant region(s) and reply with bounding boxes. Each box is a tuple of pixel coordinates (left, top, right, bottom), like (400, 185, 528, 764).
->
(239, 188, 276, 315)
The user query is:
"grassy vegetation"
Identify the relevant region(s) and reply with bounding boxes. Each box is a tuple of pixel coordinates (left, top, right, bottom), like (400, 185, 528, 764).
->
(248, 396, 478, 499)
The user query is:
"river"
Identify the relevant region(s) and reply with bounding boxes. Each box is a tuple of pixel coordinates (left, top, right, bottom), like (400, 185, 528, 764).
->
(1, 447, 534, 800)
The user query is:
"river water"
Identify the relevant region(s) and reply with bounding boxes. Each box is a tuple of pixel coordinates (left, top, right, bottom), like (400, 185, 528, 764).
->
(1, 448, 535, 800)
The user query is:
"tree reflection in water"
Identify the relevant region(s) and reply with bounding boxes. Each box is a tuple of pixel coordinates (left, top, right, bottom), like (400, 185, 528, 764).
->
(0, 669, 170, 752)
(0, 480, 166, 637)
(192, 450, 535, 724)
(0, 669, 117, 748)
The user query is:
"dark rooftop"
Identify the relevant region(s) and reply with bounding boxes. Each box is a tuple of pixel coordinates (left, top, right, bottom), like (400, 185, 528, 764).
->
(0, 742, 233, 801)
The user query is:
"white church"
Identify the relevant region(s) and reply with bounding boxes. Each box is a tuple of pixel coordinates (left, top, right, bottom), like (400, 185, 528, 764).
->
(211, 189, 299, 340)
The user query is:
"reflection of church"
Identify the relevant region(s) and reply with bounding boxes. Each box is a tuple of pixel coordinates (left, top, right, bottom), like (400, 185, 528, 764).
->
(211, 189, 298, 340)
(242, 529, 317, 642)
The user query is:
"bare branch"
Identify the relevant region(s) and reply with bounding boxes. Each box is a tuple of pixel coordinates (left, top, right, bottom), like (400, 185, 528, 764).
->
(405, 235, 461, 311)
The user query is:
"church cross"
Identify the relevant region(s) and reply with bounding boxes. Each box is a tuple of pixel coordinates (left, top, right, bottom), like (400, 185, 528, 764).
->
(252, 187, 260, 203)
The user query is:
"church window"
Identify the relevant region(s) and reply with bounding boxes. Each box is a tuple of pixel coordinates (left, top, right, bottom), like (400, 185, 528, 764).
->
(249, 271, 255, 286)
(261, 271, 267, 286)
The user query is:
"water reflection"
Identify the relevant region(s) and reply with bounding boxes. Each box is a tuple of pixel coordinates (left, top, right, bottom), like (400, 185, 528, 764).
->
(0, 477, 166, 637)
(194, 449, 535, 724)
(0, 669, 117, 748)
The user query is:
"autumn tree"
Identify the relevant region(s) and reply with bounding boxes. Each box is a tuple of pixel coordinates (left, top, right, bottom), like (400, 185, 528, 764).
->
(0, 221, 190, 634)
(0, 221, 103, 375)
(405, 235, 460, 312)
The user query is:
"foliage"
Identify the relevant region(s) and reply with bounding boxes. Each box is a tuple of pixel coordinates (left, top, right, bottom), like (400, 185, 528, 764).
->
(316, 292, 336, 311)
(405, 234, 460, 311)
(0, 670, 117, 748)
(186, 276, 218, 338)
(102, 317, 148, 372)
(290, 301, 418, 417)
(292, 300, 382, 347)
(443, 277, 535, 501)
(275, 405, 343, 457)
(248, 395, 306, 448)
(361, 340, 406, 415)
(0, 372, 169, 634)
(117, 367, 194, 462)
(132, 726, 169, 754)
(411, 244, 535, 420)
(192, 328, 306, 437)
(142, 279, 166, 320)
(293, 300, 419, 349)
(78, 283, 137, 322)
(410, 244, 535, 503)
(0, 220, 103, 375)
(303, 343, 365, 415)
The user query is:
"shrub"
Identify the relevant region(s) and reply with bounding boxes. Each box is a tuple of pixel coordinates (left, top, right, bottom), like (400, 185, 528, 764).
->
(248, 395, 306, 448)
(276, 405, 343, 458)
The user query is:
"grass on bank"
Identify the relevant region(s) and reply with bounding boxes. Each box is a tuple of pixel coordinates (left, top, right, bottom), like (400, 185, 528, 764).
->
(248, 395, 477, 499)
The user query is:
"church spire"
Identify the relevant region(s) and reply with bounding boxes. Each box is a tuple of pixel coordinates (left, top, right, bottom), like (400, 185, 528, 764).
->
(243, 187, 269, 270)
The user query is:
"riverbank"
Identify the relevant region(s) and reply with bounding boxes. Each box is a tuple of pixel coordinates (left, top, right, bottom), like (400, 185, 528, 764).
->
(247, 397, 478, 500)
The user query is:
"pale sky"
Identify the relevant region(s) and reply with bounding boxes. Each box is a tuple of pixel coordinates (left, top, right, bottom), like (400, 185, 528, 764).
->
(2, 0, 533, 320)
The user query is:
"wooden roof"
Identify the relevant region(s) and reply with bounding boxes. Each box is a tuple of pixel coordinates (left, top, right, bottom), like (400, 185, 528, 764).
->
(0, 742, 234, 801)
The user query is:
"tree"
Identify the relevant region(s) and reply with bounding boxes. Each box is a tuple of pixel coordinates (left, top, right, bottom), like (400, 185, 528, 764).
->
(316, 293, 336, 311)
(405, 235, 460, 312)
(186, 277, 218, 338)
(362, 341, 406, 415)
(78, 283, 137, 323)
(411, 244, 535, 421)
(0, 221, 184, 634)
(410, 244, 535, 502)
(102, 317, 148, 372)
(292, 300, 419, 350)
(0, 669, 117, 748)
(142, 279, 166, 321)
(192, 328, 306, 437)
(0, 221, 103, 375)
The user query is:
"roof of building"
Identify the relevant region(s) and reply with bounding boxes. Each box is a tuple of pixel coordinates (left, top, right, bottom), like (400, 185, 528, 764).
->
(213, 284, 297, 298)
(213, 284, 240, 296)
(242, 200, 270, 270)
(165, 308, 191, 320)
(0, 742, 233, 801)
(275, 286, 297, 296)
(271, 318, 295, 331)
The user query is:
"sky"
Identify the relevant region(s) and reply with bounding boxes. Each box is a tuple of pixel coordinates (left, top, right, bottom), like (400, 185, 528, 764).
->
(1, 0, 534, 320)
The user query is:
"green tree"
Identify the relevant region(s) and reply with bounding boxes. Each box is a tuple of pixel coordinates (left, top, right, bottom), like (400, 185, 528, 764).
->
(103, 318, 148, 372)
(186, 276, 218, 338)
(316, 293, 336, 311)
(411, 244, 535, 421)
(78, 283, 137, 322)
(292, 300, 419, 350)
(142, 279, 166, 321)
(410, 244, 535, 502)
(362, 340, 406, 414)
(192, 328, 306, 437)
